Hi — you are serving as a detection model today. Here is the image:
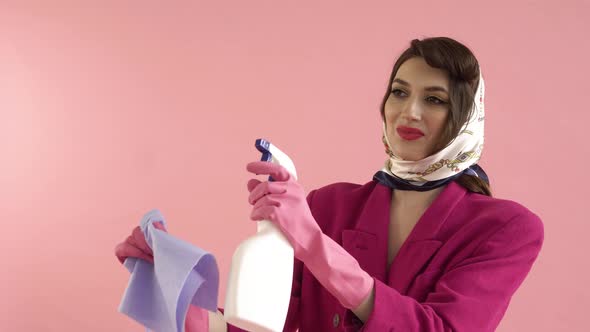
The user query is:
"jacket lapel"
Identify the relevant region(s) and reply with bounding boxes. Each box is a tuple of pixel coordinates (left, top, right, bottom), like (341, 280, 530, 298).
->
(341, 183, 390, 282)
(388, 181, 467, 293)
(342, 181, 467, 294)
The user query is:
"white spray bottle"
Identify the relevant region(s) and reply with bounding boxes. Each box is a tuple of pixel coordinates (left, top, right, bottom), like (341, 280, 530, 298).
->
(224, 139, 297, 332)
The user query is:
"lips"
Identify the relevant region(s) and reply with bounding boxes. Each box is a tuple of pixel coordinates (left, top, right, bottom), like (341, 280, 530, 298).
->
(396, 126, 424, 141)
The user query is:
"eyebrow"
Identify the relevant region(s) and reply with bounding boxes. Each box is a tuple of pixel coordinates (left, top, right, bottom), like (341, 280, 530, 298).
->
(392, 78, 448, 94)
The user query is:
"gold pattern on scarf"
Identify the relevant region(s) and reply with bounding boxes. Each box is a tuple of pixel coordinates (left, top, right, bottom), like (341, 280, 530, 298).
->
(406, 145, 483, 178)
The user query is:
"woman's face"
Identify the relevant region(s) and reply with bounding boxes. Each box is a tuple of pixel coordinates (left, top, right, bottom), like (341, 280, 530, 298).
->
(383, 57, 451, 161)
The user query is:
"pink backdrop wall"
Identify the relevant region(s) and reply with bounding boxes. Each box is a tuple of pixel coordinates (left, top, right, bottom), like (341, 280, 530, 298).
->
(1, 1, 587, 331)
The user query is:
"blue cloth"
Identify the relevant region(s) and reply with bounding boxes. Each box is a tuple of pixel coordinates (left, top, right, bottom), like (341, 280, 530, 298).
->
(118, 209, 219, 332)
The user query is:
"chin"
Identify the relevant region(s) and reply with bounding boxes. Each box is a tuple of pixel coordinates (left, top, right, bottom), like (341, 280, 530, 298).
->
(390, 141, 427, 161)
(391, 149, 425, 162)
(401, 155, 424, 162)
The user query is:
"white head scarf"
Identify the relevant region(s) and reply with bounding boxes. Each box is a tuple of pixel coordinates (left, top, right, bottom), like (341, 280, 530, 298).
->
(380, 72, 485, 185)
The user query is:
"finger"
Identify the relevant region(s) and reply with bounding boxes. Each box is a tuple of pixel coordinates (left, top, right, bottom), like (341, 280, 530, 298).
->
(132, 226, 153, 255)
(252, 194, 282, 210)
(250, 205, 277, 221)
(246, 161, 290, 182)
(247, 178, 262, 193)
(120, 244, 154, 263)
(153, 221, 167, 232)
(126, 235, 137, 247)
(126, 235, 153, 258)
(115, 243, 154, 264)
(248, 181, 287, 205)
(115, 242, 128, 264)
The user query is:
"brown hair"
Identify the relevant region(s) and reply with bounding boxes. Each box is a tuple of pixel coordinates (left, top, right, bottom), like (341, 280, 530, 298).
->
(379, 37, 491, 196)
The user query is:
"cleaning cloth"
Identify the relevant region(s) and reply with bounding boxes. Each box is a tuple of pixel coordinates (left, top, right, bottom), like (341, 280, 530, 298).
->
(118, 209, 219, 332)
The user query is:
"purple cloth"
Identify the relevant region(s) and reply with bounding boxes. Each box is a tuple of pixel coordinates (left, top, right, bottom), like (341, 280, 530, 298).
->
(118, 209, 219, 332)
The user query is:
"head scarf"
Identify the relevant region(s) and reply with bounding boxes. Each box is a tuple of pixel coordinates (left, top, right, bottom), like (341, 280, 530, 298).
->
(374, 71, 488, 191)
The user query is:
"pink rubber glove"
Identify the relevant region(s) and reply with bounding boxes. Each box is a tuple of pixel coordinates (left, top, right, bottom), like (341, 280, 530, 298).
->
(185, 304, 209, 332)
(114, 222, 166, 264)
(247, 161, 374, 309)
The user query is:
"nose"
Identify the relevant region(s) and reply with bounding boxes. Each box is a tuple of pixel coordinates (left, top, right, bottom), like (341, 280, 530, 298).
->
(401, 96, 422, 121)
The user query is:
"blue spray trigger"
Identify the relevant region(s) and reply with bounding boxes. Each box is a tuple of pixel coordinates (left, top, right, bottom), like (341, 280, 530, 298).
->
(255, 138, 276, 182)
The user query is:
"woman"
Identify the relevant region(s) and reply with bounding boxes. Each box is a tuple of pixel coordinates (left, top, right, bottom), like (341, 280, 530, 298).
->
(116, 37, 544, 331)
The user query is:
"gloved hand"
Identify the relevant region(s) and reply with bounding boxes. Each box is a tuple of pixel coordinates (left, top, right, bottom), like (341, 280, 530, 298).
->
(114, 221, 166, 264)
(114, 222, 210, 331)
(247, 161, 374, 310)
(247, 161, 322, 259)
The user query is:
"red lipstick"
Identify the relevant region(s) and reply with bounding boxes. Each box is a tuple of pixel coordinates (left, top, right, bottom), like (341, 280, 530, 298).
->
(396, 126, 424, 141)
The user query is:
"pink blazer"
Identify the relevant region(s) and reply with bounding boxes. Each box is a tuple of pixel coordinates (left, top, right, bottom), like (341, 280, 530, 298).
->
(226, 180, 544, 331)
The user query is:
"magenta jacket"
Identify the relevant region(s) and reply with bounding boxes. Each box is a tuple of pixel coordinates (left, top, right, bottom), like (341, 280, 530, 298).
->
(226, 179, 544, 331)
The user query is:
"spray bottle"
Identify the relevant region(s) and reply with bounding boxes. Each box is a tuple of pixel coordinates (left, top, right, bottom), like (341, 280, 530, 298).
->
(224, 139, 297, 332)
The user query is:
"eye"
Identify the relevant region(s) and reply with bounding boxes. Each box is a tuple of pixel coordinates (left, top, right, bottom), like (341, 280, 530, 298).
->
(427, 96, 447, 105)
(392, 89, 447, 105)
(391, 89, 406, 97)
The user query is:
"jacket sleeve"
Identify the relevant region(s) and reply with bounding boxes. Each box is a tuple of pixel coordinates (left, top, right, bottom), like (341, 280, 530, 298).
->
(350, 211, 544, 332)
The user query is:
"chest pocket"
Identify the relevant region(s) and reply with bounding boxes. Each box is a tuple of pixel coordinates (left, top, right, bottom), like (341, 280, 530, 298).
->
(342, 229, 384, 279)
(406, 268, 443, 302)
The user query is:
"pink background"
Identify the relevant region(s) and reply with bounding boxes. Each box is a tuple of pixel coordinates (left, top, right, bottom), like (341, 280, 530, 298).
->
(1, 1, 587, 331)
